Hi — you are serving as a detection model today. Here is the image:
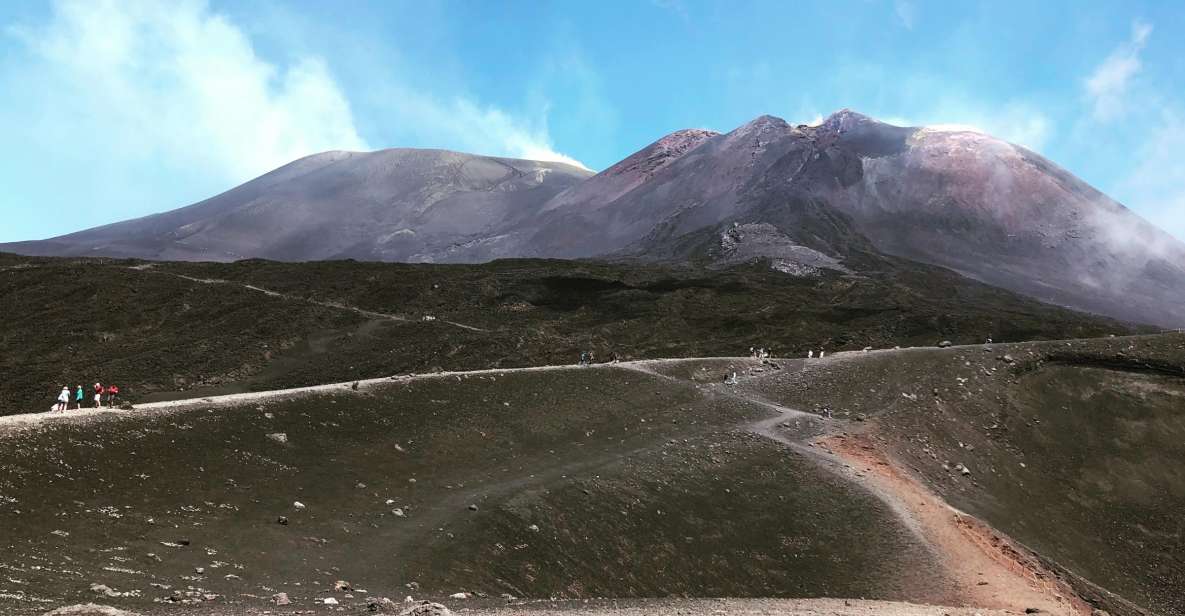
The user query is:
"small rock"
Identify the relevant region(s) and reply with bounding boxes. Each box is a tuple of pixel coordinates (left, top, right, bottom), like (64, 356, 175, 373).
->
(351, 381, 360, 390)
(272, 592, 291, 605)
(527, 524, 540, 532)
(293, 501, 306, 510)
(448, 592, 470, 599)
(467, 504, 478, 511)
(90, 584, 118, 598)
(194, 567, 204, 574)
(399, 602, 454, 616)
(334, 580, 352, 592)
(1024, 609, 1041, 614)
(938, 340, 953, 348)
(323, 597, 340, 605)
(356, 482, 367, 489)
(266, 432, 288, 444)
(391, 508, 406, 517)
(277, 516, 289, 525)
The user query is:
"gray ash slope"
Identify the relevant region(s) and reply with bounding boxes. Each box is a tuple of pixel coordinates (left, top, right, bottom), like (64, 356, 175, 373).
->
(5, 110, 1184, 327)
(0, 149, 592, 263)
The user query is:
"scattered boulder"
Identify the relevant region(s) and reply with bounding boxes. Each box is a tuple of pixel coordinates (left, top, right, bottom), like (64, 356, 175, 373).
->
(467, 504, 478, 511)
(89, 584, 119, 598)
(266, 432, 288, 444)
(938, 340, 953, 348)
(367, 596, 400, 613)
(277, 516, 288, 525)
(272, 592, 291, 605)
(399, 602, 453, 616)
(323, 597, 340, 605)
(448, 592, 470, 599)
(334, 580, 353, 592)
(293, 501, 306, 511)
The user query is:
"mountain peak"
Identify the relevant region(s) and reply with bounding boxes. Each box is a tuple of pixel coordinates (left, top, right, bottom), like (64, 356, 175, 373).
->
(819, 108, 881, 132)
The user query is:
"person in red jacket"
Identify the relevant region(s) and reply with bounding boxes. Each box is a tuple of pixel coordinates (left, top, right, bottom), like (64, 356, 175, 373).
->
(93, 382, 103, 408)
(106, 384, 120, 407)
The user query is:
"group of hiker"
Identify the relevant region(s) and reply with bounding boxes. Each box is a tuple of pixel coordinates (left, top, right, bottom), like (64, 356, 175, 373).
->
(749, 347, 772, 359)
(53, 382, 120, 412)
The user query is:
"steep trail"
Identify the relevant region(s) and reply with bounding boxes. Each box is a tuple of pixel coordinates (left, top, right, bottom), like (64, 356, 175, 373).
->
(621, 361, 1089, 615)
(0, 354, 1094, 615)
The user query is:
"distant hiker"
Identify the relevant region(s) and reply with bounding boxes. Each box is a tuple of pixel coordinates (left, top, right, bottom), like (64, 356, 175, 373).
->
(808, 350, 814, 359)
(74, 385, 84, 410)
(106, 384, 120, 407)
(56, 387, 69, 412)
(579, 351, 589, 366)
(749, 347, 755, 359)
(93, 382, 103, 408)
(819, 350, 825, 358)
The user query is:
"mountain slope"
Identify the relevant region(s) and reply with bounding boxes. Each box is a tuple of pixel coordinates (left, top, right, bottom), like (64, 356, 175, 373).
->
(1, 149, 591, 262)
(3, 111, 1184, 326)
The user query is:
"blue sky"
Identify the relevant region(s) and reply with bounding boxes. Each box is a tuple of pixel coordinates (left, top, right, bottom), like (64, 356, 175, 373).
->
(2, 0, 1184, 242)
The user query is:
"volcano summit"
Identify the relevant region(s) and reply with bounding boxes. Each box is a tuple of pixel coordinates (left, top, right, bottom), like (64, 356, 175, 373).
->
(4, 110, 1183, 327)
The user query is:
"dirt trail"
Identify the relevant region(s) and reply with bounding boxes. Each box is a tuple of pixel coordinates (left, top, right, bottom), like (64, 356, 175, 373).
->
(612, 361, 1092, 615)
(126, 266, 488, 332)
(1, 356, 1096, 615)
(813, 430, 1089, 616)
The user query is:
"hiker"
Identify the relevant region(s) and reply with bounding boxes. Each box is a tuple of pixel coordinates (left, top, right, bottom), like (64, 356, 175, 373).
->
(808, 350, 814, 359)
(93, 382, 103, 408)
(819, 350, 825, 358)
(56, 386, 69, 412)
(579, 351, 588, 366)
(106, 384, 120, 407)
(73, 385, 84, 410)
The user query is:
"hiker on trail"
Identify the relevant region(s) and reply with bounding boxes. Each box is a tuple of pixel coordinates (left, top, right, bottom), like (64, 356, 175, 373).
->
(808, 350, 814, 359)
(93, 382, 103, 408)
(106, 384, 120, 407)
(579, 351, 589, 366)
(56, 387, 69, 412)
(74, 385, 84, 410)
(820, 350, 825, 358)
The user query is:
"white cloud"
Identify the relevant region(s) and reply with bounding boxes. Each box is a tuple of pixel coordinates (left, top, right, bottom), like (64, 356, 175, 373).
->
(874, 102, 1051, 152)
(1116, 109, 1185, 242)
(894, 0, 915, 30)
(1084, 20, 1152, 122)
(371, 91, 589, 170)
(7, 0, 368, 184)
(0, 0, 587, 241)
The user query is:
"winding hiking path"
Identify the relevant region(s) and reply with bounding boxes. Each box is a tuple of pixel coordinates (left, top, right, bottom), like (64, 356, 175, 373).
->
(125, 264, 489, 332)
(0, 354, 1091, 616)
